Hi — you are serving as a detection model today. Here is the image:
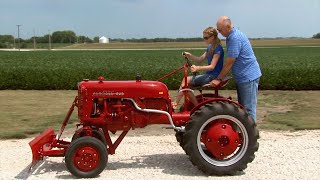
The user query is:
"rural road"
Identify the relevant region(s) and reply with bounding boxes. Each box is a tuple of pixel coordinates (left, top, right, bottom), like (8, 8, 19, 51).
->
(0, 126, 319, 180)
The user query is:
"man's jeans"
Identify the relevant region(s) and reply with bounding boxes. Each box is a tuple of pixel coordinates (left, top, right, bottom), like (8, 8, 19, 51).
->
(236, 78, 260, 122)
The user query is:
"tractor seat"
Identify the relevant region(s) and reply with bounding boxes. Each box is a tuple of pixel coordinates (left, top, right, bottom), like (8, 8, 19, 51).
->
(193, 76, 232, 97)
(202, 76, 232, 89)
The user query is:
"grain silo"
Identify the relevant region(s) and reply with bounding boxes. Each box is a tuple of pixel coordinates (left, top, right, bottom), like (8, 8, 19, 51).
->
(99, 36, 109, 43)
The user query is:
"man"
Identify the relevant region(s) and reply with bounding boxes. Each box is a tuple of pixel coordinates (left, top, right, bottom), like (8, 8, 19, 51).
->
(210, 16, 262, 122)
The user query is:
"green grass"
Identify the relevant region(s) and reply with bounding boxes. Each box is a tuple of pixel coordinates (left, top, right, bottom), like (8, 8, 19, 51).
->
(0, 90, 319, 139)
(0, 90, 78, 139)
(257, 91, 320, 130)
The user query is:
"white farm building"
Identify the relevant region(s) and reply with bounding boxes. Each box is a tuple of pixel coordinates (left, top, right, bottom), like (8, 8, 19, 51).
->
(99, 36, 109, 43)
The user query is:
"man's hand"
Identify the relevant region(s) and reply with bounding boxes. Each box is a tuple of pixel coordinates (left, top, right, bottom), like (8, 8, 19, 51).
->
(210, 79, 221, 87)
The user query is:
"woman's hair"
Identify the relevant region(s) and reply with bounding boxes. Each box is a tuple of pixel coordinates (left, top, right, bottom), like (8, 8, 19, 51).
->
(203, 27, 221, 56)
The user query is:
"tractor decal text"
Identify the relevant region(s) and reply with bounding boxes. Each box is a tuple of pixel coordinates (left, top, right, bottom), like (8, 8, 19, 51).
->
(93, 91, 125, 96)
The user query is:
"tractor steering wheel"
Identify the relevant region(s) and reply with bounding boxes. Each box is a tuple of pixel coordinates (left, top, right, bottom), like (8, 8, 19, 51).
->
(182, 52, 198, 77)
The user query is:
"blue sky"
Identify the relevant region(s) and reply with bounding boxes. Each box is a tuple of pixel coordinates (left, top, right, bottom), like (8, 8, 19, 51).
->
(1, 0, 319, 39)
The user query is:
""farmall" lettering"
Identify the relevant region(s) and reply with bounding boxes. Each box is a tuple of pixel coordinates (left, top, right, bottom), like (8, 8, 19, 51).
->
(93, 91, 125, 96)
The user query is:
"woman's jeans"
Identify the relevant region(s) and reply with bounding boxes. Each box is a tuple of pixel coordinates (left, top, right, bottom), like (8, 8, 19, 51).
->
(191, 74, 215, 86)
(236, 78, 260, 122)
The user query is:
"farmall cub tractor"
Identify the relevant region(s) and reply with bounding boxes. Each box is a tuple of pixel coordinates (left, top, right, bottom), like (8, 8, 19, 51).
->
(29, 55, 259, 178)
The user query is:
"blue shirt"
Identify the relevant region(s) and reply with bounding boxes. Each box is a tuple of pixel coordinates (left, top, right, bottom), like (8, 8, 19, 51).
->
(226, 27, 262, 83)
(205, 44, 224, 78)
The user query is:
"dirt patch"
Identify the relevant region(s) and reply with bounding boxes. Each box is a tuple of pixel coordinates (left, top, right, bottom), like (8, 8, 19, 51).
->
(257, 105, 292, 123)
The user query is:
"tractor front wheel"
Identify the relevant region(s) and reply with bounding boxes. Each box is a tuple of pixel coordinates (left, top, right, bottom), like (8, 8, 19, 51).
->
(65, 136, 108, 178)
(71, 129, 107, 148)
(184, 101, 259, 175)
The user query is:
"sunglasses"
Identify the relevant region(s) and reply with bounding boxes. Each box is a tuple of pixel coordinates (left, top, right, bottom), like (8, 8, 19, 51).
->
(203, 35, 212, 40)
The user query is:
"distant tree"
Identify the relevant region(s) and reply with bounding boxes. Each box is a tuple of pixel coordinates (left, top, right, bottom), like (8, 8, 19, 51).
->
(85, 37, 93, 43)
(109, 38, 124, 42)
(24, 37, 33, 43)
(51, 30, 76, 43)
(93, 36, 99, 43)
(20, 42, 28, 48)
(0, 35, 14, 48)
(36, 35, 49, 43)
(78, 35, 93, 43)
(0, 35, 14, 43)
(312, 33, 320, 39)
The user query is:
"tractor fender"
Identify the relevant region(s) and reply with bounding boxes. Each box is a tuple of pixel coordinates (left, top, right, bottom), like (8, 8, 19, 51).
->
(190, 98, 245, 115)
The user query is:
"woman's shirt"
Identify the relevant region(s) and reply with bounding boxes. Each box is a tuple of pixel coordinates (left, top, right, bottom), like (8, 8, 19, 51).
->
(205, 44, 224, 77)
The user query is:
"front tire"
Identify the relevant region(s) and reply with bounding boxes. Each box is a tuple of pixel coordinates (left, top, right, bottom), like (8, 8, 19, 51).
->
(184, 101, 259, 175)
(65, 136, 108, 178)
(71, 129, 107, 148)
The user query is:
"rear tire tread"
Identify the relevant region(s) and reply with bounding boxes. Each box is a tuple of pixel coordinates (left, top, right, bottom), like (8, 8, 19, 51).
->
(183, 101, 259, 175)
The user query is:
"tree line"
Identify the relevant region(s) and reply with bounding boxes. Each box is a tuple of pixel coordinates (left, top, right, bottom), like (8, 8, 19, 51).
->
(0, 31, 97, 48)
(0, 30, 204, 49)
(1, 30, 320, 49)
(313, 33, 320, 39)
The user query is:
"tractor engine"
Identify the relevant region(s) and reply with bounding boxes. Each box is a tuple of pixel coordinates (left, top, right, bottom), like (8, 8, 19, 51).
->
(77, 77, 171, 131)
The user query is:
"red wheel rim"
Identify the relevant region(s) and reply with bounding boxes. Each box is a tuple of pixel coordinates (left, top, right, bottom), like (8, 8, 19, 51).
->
(73, 146, 100, 172)
(202, 120, 241, 159)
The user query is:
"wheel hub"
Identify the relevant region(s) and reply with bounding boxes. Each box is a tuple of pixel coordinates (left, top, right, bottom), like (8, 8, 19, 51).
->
(73, 146, 100, 172)
(203, 122, 241, 159)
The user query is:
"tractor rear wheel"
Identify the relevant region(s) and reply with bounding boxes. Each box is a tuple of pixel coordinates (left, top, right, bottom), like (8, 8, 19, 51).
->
(65, 136, 108, 178)
(183, 101, 259, 175)
(175, 130, 186, 152)
(179, 93, 216, 112)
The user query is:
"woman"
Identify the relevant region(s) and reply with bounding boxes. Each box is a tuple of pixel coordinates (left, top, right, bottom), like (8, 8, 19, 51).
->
(172, 27, 224, 109)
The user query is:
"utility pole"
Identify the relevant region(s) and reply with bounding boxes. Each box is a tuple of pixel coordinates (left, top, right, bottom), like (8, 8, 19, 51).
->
(13, 35, 15, 49)
(17, 25, 22, 51)
(48, 30, 51, 50)
(33, 29, 36, 50)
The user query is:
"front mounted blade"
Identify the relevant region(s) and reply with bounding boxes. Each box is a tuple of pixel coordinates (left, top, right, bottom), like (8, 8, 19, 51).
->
(28, 128, 55, 169)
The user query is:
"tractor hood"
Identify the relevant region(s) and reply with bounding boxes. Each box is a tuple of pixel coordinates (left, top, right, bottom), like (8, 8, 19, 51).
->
(78, 78, 169, 99)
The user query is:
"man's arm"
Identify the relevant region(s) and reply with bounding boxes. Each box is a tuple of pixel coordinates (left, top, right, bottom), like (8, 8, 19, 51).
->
(210, 57, 235, 86)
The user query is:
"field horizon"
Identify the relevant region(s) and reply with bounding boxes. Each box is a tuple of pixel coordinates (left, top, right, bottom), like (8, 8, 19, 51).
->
(1, 38, 320, 51)
(63, 38, 320, 49)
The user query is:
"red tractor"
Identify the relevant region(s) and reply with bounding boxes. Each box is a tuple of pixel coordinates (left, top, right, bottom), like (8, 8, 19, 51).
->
(29, 55, 259, 178)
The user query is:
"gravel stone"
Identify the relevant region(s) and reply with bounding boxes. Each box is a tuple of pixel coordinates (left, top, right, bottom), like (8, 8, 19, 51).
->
(0, 129, 319, 180)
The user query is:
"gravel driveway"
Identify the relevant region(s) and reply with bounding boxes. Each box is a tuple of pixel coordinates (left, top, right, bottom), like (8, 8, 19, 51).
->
(0, 126, 319, 180)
